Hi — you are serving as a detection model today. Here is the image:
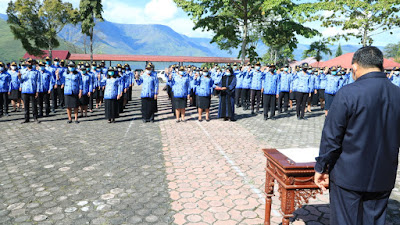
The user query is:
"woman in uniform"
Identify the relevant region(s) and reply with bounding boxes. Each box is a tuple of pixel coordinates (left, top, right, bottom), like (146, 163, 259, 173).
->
(136, 63, 159, 123)
(8, 62, 22, 112)
(104, 67, 122, 123)
(169, 66, 190, 122)
(215, 67, 236, 121)
(79, 63, 92, 118)
(195, 67, 213, 121)
(59, 62, 83, 124)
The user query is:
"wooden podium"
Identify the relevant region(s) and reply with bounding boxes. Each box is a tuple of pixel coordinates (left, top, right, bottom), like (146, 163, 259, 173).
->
(263, 148, 326, 225)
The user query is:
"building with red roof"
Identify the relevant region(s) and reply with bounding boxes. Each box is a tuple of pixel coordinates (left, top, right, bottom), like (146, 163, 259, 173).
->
(23, 50, 71, 60)
(310, 53, 400, 70)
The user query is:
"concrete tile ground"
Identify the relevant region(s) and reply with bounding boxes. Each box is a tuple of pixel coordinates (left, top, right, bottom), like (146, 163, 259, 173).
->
(0, 86, 399, 224)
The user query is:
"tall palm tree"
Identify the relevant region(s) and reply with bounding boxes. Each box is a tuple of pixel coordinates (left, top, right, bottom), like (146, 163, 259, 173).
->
(303, 41, 332, 66)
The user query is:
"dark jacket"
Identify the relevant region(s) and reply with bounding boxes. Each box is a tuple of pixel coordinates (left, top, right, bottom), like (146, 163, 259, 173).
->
(315, 72, 400, 192)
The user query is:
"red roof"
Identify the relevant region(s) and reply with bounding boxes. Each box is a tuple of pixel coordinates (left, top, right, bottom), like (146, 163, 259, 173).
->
(310, 53, 400, 69)
(69, 54, 244, 63)
(23, 50, 71, 60)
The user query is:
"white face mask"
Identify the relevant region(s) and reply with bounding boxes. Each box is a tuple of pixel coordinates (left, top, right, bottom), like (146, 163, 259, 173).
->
(11, 66, 17, 70)
(203, 72, 208, 76)
(0, 67, 4, 71)
(395, 71, 400, 75)
(283, 68, 289, 72)
(255, 66, 260, 70)
(145, 70, 151, 75)
(179, 71, 184, 75)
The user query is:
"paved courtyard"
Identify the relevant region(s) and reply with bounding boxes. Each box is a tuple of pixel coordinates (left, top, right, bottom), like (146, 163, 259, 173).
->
(0, 85, 399, 225)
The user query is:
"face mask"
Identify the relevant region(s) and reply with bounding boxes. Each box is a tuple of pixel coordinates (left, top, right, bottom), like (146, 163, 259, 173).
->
(233, 66, 237, 70)
(203, 72, 208, 76)
(82, 70, 87, 74)
(125, 68, 129, 71)
(146, 70, 151, 75)
(284, 68, 289, 72)
(11, 66, 17, 70)
(46, 61, 51, 65)
(108, 71, 114, 76)
(225, 72, 231, 76)
(179, 71, 184, 75)
(86, 68, 90, 72)
(331, 71, 337, 75)
(40, 66, 45, 71)
(22, 66, 26, 69)
(314, 72, 318, 75)
(92, 67, 97, 70)
(68, 67, 76, 72)
(307, 70, 312, 73)
(255, 66, 260, 70)
(118, 68, 122, 72)
(55, 62, 59, 66)
(395, 71, 400, 75)
(122, 70, 125, 73)
(0, 67, 4, 71)
(32, 65, 36, 70)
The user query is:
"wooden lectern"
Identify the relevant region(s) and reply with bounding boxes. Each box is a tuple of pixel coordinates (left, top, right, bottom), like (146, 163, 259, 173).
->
(263, 148, 327, 225)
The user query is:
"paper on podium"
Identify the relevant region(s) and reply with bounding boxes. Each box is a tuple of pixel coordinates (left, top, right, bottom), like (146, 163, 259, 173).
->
(277, 148, 319, 163)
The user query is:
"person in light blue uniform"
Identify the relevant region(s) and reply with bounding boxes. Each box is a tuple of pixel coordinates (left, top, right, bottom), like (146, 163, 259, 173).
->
(97, 63, 107, 108)
(87, 62, 97, 112)
(233, 63, 243, 107)
(291, 63, 312, 120)
(317, 67, 328, 109)
(169, 66, 191, 122)
(324, 66, 344, 116)
(262, 67, 279, 120)
(136, 63, 159, 123)
(306, 66, 317, 113)
(8, 62, 22, 112)
(250, 62, 265, 114)
(51, 58, 66, 111)
(0, 61, 12, 117)
(278, 65, 292, 114)
(37, 61, 54, 117)
(79, 63, 93, 118)
(60, 61, 83, 124)
(211, 67, 223, 96)
(104, 67, 123, 123)
(20, 59, 40, 123)
(216, 67, 236, 121)
(195, 67, 213, 121)
(389, 67, 400, 87)
(241, 62, 252, 110)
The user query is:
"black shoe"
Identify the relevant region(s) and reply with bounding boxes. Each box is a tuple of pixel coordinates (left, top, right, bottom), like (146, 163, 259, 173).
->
(302, 117, 308, 120)
(142, 119, 146, 123)
(34, 119, 41, 124)
(206, 119, 210, 122)
(74, 120, 80, 124)
(52, 110, 56, 113)
(21, 120, 29, 124)
(11, 109, 17, 112)
(251, 111, 255, 115)
(4, 113, 9, 116)
(264, 117, 268, 121)
(270, 117, 276, 120)
(176, 120, 180, 123)
(230, 118, 236, 122)
(67, 120, 72, 124)
(297, 117, 301, 120)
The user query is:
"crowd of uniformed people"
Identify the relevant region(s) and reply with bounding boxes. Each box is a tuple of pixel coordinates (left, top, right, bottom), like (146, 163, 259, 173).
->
(1, 57, 400, 124)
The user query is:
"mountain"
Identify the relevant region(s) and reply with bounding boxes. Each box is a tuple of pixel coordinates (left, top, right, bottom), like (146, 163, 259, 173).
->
(0, 14, 82, 62)
(0, 13, 384, 63)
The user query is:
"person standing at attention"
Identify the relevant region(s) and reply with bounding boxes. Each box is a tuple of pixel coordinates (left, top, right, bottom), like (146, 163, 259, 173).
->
(314, 46, 400, 225)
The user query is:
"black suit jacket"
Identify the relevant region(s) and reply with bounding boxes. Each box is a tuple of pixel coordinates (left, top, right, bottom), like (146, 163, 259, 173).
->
(315, 72, 400, 192)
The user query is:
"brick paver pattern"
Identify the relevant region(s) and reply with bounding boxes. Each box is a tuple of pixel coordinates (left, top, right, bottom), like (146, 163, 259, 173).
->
(0, 86, 399, 225)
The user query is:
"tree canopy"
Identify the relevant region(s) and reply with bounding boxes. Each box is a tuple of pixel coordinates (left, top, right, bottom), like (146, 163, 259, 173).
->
(303, 40, 332, 63)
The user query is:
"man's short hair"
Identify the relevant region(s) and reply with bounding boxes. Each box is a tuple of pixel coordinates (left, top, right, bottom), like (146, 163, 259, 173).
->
(352, 46, 384, 71)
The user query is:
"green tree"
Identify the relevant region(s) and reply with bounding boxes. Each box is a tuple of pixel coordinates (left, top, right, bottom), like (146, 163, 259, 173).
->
(305, 0, 400, 46)
(335, 43, 343, 57)
(384, 42, 400, 62)
(262, 45, 294, 66)
(174, 0, 318, 64)
(7, 0, 78, 60)
(303, 40, 332, 66)
(79, 0, 103, 63)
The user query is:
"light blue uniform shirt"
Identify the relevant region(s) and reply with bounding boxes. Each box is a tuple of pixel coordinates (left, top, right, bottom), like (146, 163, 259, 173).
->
(390, 74, 400, 87)
(278, 72, 292, 93)
(0, 71, 12, 93)
(20, 69, 40, 94)
(319, 73, 328, 89)
(104, 78, 122, 100)
(242, 71, 252, 89)
(234, 70, 243, 89)
(81, 73, 93, 95)
(262, 72, 279, 95)
(9, 71, 20, 91)
(195, 76, 214, 97)
(170, 74, 191, 98)
(136, 74, 159, 98)
(62, 71, 83, 96)
(250, 70, 264, 90)
(292, 72, 311, 93)
(325, 75, 342, 95)
(38, 69, 54, 93)
(51, 66, 66, 85)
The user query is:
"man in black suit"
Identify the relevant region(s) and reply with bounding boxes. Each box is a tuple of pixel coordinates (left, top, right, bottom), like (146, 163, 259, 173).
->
(314, 46, 400, 225)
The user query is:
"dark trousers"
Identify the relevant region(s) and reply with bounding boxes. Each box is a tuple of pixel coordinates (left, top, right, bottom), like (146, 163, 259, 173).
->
(241, 88, 250, 110)
(0, 92, 9, 115)
(235, 88, 242, 106)
(250, 89, 261, 112)
(295, 92, 308, 118)
(330, 180, 391, 225)
(38, 92, 50, 116)
(278, 92, 290, 113)
(89, 92, 94, 110)
(57, 86, 64, 108)
(22, 93, 37, 121)
(263, 94, 276, 118)
(51, 88, 57, 110)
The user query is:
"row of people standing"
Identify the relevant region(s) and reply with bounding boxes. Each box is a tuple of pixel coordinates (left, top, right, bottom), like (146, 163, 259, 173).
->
(0, 58, 136, 123)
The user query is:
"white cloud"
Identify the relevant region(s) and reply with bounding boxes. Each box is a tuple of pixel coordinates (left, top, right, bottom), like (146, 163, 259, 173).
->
(321, 26, 359, 37)
(144, 0, 177, 21)
(166, 17, 214, 38)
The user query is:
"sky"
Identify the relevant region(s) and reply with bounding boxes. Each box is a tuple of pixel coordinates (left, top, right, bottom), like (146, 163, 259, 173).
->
(0, 0, 398, 47)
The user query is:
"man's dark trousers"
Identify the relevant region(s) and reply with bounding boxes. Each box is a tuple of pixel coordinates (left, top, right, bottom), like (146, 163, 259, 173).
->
(330, 180, 391, 225)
